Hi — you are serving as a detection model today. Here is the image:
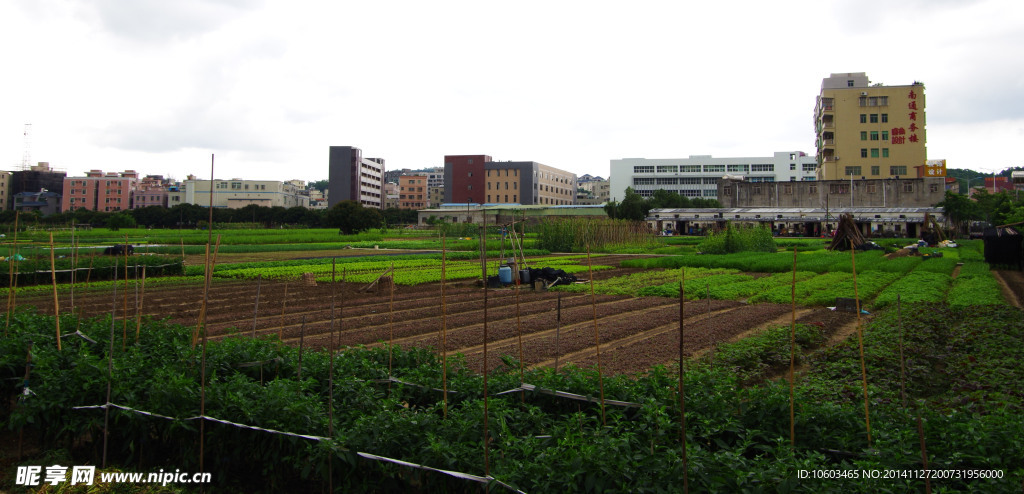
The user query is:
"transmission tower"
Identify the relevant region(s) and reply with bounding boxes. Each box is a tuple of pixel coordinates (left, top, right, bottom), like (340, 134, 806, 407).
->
(22, 123, 32, 169)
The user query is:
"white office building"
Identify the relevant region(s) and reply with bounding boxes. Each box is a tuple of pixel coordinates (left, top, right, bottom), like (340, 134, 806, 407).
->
(609, 151, 819, 202)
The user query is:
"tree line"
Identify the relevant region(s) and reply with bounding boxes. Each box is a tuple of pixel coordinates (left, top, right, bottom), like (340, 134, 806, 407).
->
(0, 202, 419, 233)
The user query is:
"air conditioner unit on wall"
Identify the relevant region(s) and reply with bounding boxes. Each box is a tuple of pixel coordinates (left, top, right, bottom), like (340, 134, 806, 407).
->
(861, 92, 868, 96)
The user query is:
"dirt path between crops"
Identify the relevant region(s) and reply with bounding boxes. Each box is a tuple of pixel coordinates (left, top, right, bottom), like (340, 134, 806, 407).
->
(993, 270, 1024, 309)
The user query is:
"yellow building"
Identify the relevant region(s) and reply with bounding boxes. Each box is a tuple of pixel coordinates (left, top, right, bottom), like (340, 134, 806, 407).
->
(815, 73, 926, 180)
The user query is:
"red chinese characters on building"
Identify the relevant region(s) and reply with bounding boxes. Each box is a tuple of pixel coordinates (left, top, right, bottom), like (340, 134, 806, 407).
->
(906, 89, 920, 144)
(891, 127, 906, 144)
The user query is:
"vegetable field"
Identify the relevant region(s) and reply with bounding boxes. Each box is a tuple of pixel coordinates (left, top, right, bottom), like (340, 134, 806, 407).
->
(3, 238, 1024, 492)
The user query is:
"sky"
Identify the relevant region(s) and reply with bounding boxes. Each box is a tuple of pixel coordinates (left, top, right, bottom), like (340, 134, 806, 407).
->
(1, 0, 1022, 184)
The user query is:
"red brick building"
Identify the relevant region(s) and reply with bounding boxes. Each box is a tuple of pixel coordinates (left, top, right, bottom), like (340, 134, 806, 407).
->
(62, 170, 140, 212)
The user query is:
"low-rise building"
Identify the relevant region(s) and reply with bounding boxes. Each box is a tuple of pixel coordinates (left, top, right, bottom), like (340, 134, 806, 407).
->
(14, 190, 61, 216)
(718, 176, 945, 209)
(647, 206, 944, 238)
(167, 176, 310, 208)
(399, 175, 428, 209)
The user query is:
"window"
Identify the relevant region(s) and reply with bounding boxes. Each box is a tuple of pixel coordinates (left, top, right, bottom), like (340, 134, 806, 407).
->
(783, 185, 793, 195)
(680, 165, 701, 173)
(860, 131, 867, 140)
(870, 114, 879, 123)
(871, 166, 880, 175)
(724, 188, 733, 196)
(802, 163, 816, 172)
(890, 166, 907, 176)
(790, 163, 796, 170)
(656, 178, 677, 185)
(656, 165, 677, 173)
(633, 177, 655, 185)
(830, 184, 851, 194)
(903, 182, 914, 192)
(726, 164, 749, 172)
(487, 182, 491, 190)
(867, 184, 876, 193)
(633, 166, 654, 173)
(870, 131, 879, 141)
(861, 149, 868, 158)
(860, 114, 867, 123)
(704, 165, 725, 173)
(881, 114, 888, 123)
(871, 149, 880, 158)
(848, 80, 854, 87)
(809, 185, 818, 194)
(752, 186, 762, 195)
(882, 131, 889, 140)
(844, 166, 862, 176)
(930, 184, 939, 193)
(751, 164, 773, 172)
(513, 195, 517, 202)
(882, 148, 889, 158)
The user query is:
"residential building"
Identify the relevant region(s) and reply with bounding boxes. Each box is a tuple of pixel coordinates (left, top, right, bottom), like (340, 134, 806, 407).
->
(308, 188, 329, 210)
(717, 176, 945, 209)
(383, 182, 399, 209)
(444, 155, 577, 205)
(814, 72, 927, 181)
(428, 186, 444, 207)
(399, 175, 428, 209)
(577, 179, 610, 205)
(166, 177, 310, 208)
(0, 171, 11, 211)
(609, 152, 817, 202)
(62, 170, 140, 212)
(133, 175, 170, 209)
(10, 162, 65, 210)
(328, 146, 384, 209)
(13, 190, 61, 216)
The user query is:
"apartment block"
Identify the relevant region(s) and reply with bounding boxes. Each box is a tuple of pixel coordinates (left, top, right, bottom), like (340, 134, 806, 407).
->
(62, 170, 140, 212)
(444, 155, 576, 205)
(815, 72, 927, 181)
(328, 146, 384, 209)
(398, 175, 428, 209)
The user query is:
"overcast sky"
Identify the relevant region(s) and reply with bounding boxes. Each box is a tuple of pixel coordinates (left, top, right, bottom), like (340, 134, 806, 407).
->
(1, 0, 1022, 184)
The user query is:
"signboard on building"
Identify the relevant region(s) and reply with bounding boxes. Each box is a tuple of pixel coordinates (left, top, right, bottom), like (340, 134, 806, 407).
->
(921, 159, 946, 178)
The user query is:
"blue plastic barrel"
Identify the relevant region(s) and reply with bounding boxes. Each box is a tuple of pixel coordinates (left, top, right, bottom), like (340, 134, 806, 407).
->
(498, 266, 512, 284)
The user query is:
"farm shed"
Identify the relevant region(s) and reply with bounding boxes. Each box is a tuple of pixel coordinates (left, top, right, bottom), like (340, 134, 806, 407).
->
(982, 226, 1023, 269)
(417, 204, 608, 226)
(646, 206, 945, 238)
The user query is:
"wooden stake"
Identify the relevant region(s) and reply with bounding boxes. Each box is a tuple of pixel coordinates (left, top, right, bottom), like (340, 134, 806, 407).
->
(102, 257, 119, 469)
(586, 246, 607, 427)
(441, 236, 449, 416)
(678, 269, 689, 494)
(278, 282, 289, 341)
(481, 222, 490, 480)
(135, 265, 146, 344)
(897, 294, 907, 409)
(6, 211, 19, 335)
(200, 154, 214, 478)
(554, 292, 562, 374)
(251, 274, 262, 338)
(16, 342, 32, 460)
(297, 315, 305, 380)
(851, 247, 872, 444)
(49, 233, 61, 351)
(789, 247, 797, 447)
(328, 260, 336, 493)
(122, 235, 129, 351)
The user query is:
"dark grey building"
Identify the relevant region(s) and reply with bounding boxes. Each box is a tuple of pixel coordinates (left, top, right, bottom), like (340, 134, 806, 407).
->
(717, 177, 945, 209)
(328, 146, 384, 209)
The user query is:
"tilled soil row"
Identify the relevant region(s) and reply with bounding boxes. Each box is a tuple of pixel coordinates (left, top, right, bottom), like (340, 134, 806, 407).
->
(567, 303, 796, 374)
(461, 300, 743, 373)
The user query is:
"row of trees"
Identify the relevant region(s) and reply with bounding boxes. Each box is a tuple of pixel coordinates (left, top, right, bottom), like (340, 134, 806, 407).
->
(0, 202, 419, 232)
(938, 188, 1024, 234)
(604, 188, 721, 221)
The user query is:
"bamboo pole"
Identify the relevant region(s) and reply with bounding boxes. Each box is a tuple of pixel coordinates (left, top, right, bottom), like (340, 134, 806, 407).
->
(789, 247, 797, 447)
(49, 233, 61, 351)
(85, 249, 95, 291)
(898, 294, 907, 409)
(441, 236, 449, 417)
(122, 235, 129, 351)
(199, 154, 214, 478)
(6, 211, 18, 335)
(554, 292, 561, 374)
(481, 222, 490, 481)
(278, 282, 289, 341)
(586, 246, 607, 426)
(193, 243, 210, 348)
(297, 314, 305, 380)
(134, 265, 146, 344)
(251, 274, 262, 338)
(515, 262, 525, 403)
(678, 269, 690, 494)
(328, 259, 336, 494)
(851, 247, 872, 444)
(102, 257, 119, 469)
